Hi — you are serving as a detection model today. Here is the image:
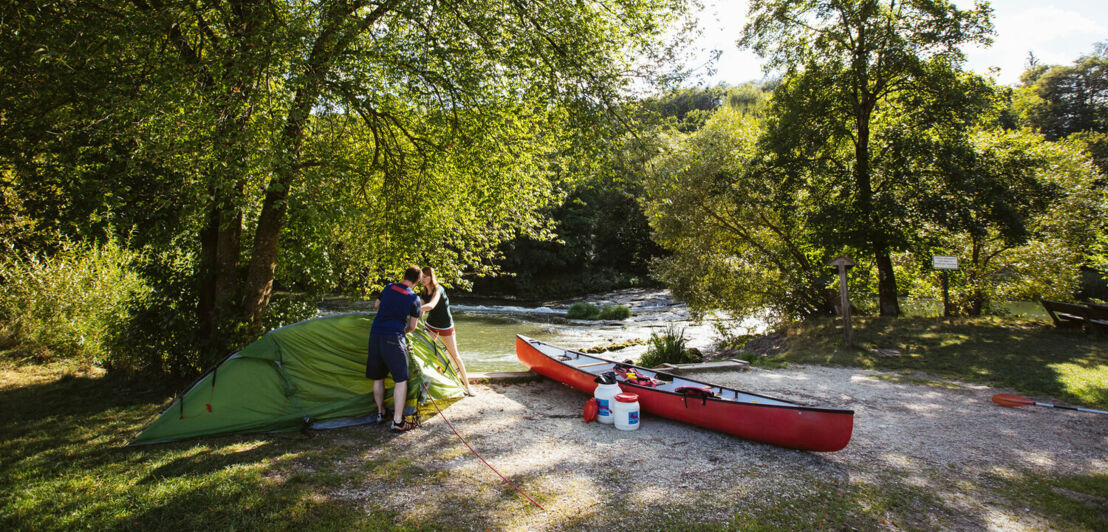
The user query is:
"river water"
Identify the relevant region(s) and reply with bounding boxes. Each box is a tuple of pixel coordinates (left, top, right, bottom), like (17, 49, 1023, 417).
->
(317, 289, 768, 373)
(315, 289, 1049, 372)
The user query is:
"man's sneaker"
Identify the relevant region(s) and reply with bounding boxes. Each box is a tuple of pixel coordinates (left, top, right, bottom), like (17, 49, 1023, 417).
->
(390, 418, 417, 433)
(373, 409, 392, 424)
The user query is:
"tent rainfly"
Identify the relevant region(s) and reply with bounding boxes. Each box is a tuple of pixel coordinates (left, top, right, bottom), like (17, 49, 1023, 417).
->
(130, 313, 464, 445)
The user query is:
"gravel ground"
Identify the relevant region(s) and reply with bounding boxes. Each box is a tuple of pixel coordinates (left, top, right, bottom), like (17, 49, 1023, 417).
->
(332, 365, 1107, 530)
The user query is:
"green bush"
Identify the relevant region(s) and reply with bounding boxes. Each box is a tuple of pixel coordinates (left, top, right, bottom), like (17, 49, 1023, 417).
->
(566, 302, 632, 320)
(566, 302, 601, 319)
(106, 246, 204, 380)
(638, 326, 702, 368)
(597, 304, 632, 320)
(0, 238, 149, 366)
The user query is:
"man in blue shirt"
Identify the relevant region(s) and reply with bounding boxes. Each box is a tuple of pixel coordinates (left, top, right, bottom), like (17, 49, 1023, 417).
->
(368, 265, 423, 432)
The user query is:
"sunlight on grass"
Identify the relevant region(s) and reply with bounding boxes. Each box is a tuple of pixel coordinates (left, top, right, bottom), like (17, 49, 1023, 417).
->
(771, 316, 1108, 409)
(223, 441, 268, 453)
(1048, 362, 1108, 406)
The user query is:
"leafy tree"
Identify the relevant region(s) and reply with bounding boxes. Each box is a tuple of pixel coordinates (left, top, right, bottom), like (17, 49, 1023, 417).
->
(1014, 44, 1108, 176)
(1, 0, 696, 374)
(740, 0, 993, 316)
(0, 2, 203, 253)
(640, 85, 730, 132)
(475, 81, 778, 300)
(644, 106, 835, 319)
(724, 82, 774, 116)
(475, 128, 665, 299)
(897, 130, 1106, 313)
(1012, 44, 1108, 292)
(1018, 44, 1108, 141)
(279, 104, 568, 295)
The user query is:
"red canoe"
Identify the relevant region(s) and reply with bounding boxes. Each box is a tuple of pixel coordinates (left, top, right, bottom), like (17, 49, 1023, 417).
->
(516, 335, 854, 452)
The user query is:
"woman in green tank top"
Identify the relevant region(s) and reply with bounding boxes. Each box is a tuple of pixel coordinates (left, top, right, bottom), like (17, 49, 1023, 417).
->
(420, 266, 471, 393)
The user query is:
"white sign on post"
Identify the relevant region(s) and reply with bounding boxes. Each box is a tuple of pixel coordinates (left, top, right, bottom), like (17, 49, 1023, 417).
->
(933, 255, 958, 270)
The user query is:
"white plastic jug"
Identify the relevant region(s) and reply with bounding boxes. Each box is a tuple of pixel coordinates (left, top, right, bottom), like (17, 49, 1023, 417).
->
(613, 392, 640, 431)
(594, 382, 622, 424)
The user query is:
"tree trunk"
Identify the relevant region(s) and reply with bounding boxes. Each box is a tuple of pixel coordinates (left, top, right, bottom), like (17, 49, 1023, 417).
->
(238, 1, 397, 332)
(197, 197, 243, 362)
(968, 235, 984, 316)
(242, 185, 285, 330)
(853, 48, 900, 317)
(874, 245, 900, 316)
(241, 101, 311, 331)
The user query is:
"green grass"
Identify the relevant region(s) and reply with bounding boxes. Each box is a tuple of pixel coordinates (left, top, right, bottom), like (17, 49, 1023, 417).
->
(638, 326, 701, 368)
(0, 356, 388, 531)
(996, 472, 1108, 531)
(755, 316, 1108, 409)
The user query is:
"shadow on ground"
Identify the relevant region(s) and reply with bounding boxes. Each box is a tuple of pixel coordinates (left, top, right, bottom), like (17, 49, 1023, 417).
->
(2, 359, 1104, 530)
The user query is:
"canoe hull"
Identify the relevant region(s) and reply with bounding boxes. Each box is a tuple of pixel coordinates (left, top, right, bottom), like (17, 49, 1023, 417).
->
(516, 336, 853, 452)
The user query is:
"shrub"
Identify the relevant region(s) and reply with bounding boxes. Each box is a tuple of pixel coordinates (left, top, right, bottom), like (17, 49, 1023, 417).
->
(597, 304, 632, 320)
(638, 326, 702, 368)
(106, 246, 203, 380)
(712, 319, 762, 351)
(567, 302, 632, 320)
(566, 302, 601, 319)
(0, 238, 149, 366)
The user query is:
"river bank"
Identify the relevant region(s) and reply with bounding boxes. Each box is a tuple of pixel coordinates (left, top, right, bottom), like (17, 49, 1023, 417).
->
(356, 365, 1104, 530)
(319, 288, 769, 372)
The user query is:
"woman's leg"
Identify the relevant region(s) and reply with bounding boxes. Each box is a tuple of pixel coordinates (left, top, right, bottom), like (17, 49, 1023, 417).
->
(440, 333, 471, 392)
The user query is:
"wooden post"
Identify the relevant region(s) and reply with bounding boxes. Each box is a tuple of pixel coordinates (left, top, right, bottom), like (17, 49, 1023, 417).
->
(941, 271, 950, 318)
(932, 255, 959, 318)
(829, 256, 855, 347)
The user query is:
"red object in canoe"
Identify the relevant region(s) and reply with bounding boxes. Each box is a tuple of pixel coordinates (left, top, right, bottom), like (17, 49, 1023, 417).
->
(516, 335, 853, 452)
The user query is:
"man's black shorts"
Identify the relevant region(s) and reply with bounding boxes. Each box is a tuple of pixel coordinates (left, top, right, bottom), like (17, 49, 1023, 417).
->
(366, 333, 410, 382)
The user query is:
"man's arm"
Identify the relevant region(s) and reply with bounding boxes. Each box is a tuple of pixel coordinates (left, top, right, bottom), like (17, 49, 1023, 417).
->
(405, 298, 421, 333)
(374, 299, 380, 310)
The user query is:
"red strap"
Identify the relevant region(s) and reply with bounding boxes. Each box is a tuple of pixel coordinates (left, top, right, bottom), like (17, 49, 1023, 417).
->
(422, 384, 546, 511)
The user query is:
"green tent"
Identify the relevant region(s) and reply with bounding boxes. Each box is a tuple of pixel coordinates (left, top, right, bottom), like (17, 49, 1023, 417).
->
(130, 313, 464, 445)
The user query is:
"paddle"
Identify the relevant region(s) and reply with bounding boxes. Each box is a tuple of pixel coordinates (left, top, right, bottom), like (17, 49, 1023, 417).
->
(576, 360, 613, 368)
(991, 393, 1108, 415)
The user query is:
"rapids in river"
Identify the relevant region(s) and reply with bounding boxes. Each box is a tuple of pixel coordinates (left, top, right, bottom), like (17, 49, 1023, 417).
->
(317, 288, 768, 372)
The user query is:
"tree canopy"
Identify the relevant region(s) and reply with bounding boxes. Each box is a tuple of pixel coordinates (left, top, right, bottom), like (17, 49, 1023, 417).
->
(1, 0, 695, 376)
(740, 0, 993, 316)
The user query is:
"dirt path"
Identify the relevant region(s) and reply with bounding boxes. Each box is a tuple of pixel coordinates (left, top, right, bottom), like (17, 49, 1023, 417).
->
(333, 366, 1106, 530)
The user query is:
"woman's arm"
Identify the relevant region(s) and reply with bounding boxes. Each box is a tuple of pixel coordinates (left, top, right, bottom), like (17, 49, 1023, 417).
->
(420, 287, 441, 312)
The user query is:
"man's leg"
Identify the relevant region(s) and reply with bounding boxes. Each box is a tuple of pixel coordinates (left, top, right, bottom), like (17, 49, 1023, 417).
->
(392, 380, 407, 424)
(380, 334, 412, 430)
(373, 379, 385, 415)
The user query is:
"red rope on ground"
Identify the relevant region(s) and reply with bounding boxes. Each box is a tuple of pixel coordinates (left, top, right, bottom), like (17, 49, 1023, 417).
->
(423, 389, 546, 511)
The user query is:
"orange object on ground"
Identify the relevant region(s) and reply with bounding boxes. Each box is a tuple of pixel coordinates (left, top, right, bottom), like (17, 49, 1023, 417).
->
(583, 398, 598, 422)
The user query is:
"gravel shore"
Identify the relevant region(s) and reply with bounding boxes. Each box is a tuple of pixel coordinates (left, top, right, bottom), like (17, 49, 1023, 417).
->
(331, 364, 1106, 530)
